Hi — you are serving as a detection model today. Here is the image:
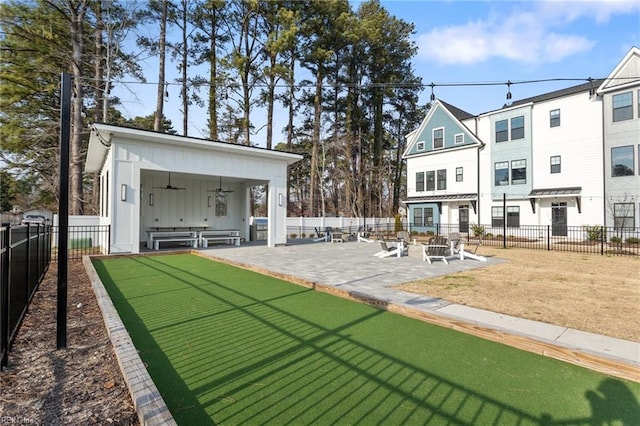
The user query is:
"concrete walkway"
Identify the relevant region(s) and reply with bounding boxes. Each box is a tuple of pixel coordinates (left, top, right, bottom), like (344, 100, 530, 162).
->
(198, 239, 640, 376)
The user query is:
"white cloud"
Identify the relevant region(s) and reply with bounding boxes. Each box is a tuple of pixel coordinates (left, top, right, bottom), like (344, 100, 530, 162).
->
(416, 1, 638, 65)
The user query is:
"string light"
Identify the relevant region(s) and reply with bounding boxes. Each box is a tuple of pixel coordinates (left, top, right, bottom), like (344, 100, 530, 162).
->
(76, 76, 639, 91)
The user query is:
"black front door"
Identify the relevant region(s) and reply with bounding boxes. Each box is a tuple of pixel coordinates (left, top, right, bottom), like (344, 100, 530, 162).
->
(459, 205, 469, 233)
(552, 202, 567, 236)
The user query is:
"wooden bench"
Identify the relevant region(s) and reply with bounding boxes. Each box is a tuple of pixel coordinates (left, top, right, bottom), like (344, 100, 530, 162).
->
(199, 230, 241, 247)
(147, 230, 199, 250)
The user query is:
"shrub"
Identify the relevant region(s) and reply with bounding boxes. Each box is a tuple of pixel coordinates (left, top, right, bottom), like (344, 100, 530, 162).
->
(290, 233, 297, 239)
(584, 225, 605, 242)
(301, 233, 306, 238)
(626, 237, 639, 245)
(470, 223, 484, 237)
(394, 214, 403, 232)
(609, 236, 622, 244)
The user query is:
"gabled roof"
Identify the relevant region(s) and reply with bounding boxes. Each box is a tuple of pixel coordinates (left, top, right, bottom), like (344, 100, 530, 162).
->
(439, 100, 475, 121)
(402, 100, 483, 158)
(597, 46, 640, 94)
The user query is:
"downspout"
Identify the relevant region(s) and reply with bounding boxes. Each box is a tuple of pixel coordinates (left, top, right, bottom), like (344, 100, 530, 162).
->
(599, 93, 607, 227)
(475, 116, 484, 224)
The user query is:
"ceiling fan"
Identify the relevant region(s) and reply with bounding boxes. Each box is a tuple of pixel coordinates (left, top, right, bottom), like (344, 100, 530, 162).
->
(208, 176, 234, 194)
(153, 172, 186, 191)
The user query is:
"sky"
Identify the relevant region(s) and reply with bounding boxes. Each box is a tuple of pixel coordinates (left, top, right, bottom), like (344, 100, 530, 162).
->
(111, 0, 640, 144)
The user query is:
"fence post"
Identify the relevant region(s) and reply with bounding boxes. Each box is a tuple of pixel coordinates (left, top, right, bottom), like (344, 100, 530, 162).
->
(600, 226, 605, 256)
(547, 225, 551, 251)
(1, 225, 10, 369)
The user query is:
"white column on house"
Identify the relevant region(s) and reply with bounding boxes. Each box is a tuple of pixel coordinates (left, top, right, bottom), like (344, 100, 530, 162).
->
(267, 175, 287, 247)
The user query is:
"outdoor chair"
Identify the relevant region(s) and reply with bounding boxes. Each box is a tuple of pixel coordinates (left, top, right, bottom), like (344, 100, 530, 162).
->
(422, 236, 450, 264)
(448, 232, 461, 255)
(396, 231, 411, 244)
(357, 227, 375, 243)
(314, 226, 333, 242)
(374, 240, 407, 258)
(458, 233, 487, 262)
(331, 229, 343, 243)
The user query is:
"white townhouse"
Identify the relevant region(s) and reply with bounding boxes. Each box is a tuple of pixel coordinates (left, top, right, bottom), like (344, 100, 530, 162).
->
(476, 80, 605, 235)
(597, 47, 640, 229)
(403, 47, 639, 235)
(403, 100, 485, 234)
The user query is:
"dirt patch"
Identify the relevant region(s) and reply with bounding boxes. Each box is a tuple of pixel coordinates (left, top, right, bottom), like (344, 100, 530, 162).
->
(0, 262, 138, 425)
(396, 247, 640, 342)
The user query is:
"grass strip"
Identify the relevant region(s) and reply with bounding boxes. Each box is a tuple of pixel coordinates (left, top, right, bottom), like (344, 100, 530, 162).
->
(92, 254, 640, 425)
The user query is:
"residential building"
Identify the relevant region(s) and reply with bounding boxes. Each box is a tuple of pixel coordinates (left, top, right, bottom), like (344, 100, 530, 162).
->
(403, 100, 484, 234)
(597, 47, 640, 229)
(403, 47, 639, 234)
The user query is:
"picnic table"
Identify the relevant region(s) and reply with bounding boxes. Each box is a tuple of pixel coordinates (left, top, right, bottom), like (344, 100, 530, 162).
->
(146, 229, 200, 250)
(146, 227, 242, 250)
(199, 229, 241, 247)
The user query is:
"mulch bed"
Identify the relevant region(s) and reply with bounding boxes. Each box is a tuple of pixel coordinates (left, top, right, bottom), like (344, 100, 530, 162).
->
(0, 261, 138, 425)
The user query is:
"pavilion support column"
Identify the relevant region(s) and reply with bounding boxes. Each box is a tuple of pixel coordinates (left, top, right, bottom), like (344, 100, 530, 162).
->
(267, 176, 287, 247)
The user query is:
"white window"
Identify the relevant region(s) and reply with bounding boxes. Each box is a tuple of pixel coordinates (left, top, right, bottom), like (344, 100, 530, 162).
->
(454, 133, 464, 144)
(433, 128, 444, 149)
(550, 109, 560, 127)
(614, 203, 635, 229)
(495, 162, 509, 186)
(511, 116, 524, 139)
(416, 172, 425, 191)
(550, 156, 561, 174)
(437, 169, 446, 190)
(417, 141, 425, 151)
(511, 159, 527, 185)
(495, 120, 508, 143)
(613, 92, 633, 122)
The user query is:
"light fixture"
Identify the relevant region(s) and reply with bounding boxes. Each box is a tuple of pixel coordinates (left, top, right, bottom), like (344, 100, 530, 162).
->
(278, 193, 284, 207)
(506, 80, 512, 100)
(588, 77, 595, 97)
(149, 193, 154, 206)
(429, 82, 436, 101)
(208, 195, 212, 207)
(120, 184, 127, 201)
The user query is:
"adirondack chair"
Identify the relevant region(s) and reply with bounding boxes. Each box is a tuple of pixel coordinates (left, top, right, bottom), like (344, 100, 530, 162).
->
(422, 236, 450, 264)
(459, 233, 487, 261)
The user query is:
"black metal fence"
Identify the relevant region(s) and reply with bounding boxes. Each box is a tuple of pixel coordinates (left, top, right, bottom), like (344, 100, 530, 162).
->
(1, 223, 52, 369)
(51, 225, 111, 261)
(287, 223, 640, 257)
(430, 223, 640, 257)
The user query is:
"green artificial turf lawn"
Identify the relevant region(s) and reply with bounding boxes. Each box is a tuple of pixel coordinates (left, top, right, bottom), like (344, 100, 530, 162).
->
(92, 254, 640, 425)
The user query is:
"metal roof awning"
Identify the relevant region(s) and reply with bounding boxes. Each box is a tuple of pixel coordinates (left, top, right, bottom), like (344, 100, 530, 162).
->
(404, 193, 478, 203)
(528, 187, 581, 198)
(404, 193, 478, 214)
(528, 187, 582, 214)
